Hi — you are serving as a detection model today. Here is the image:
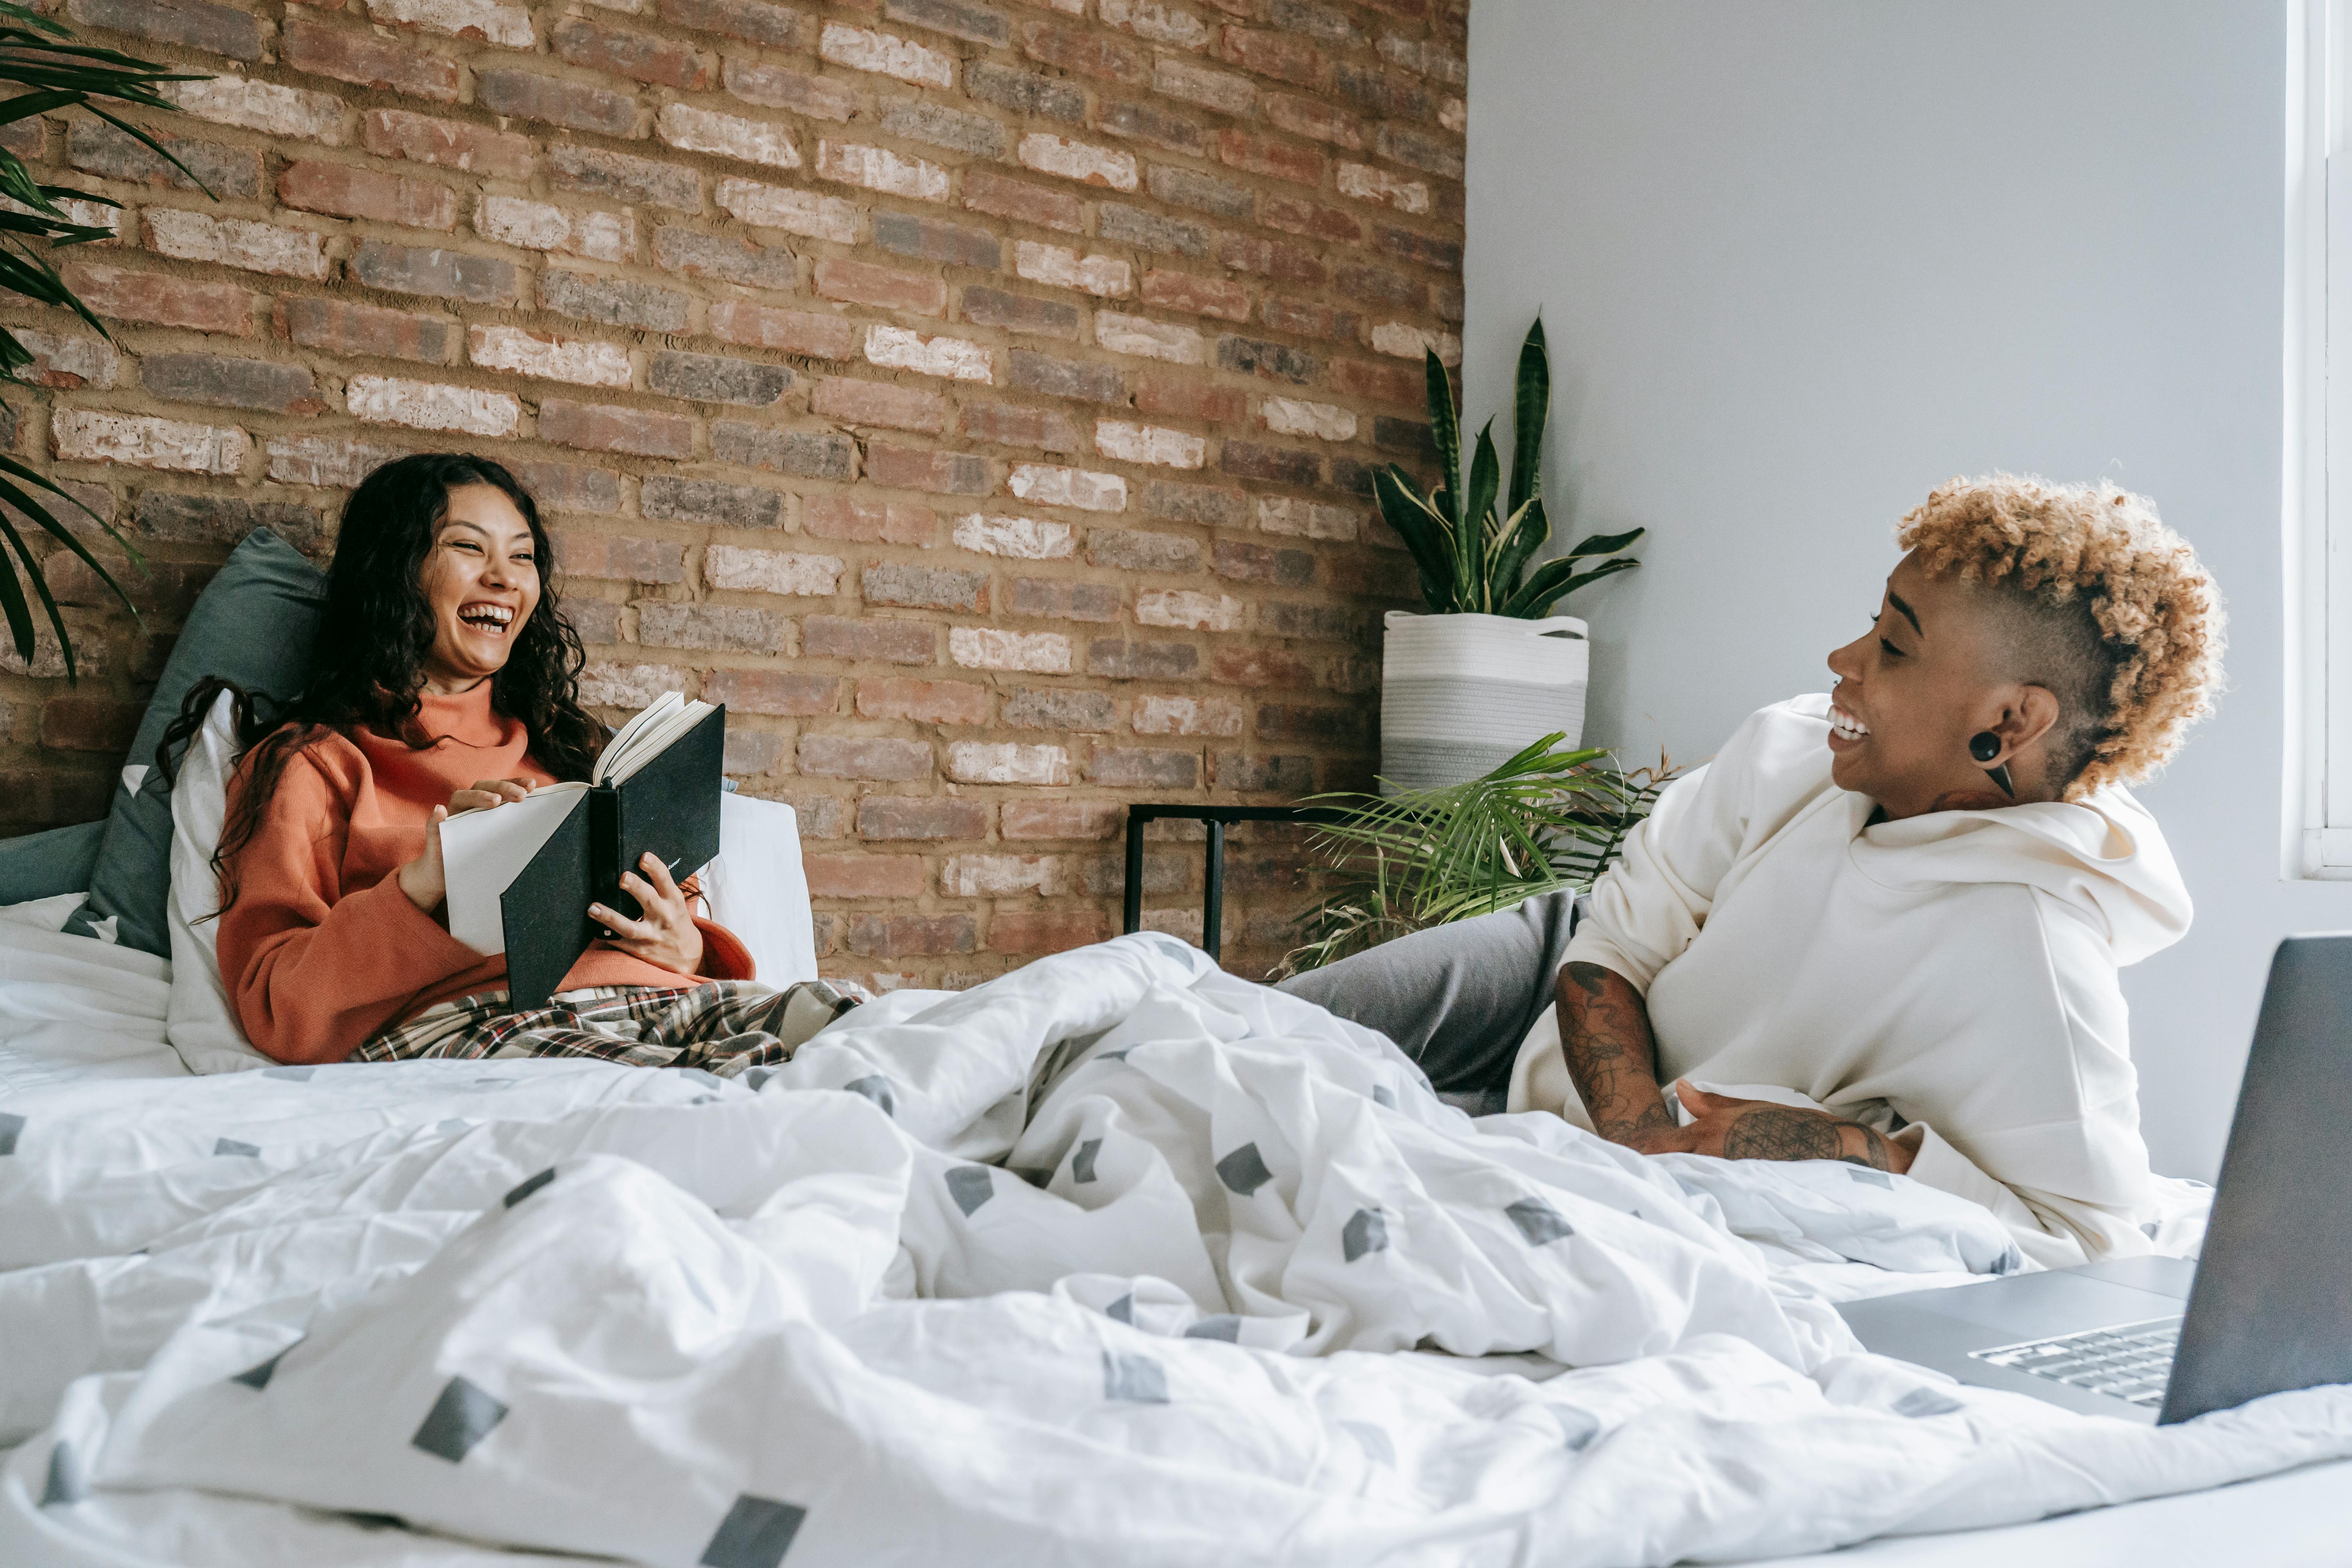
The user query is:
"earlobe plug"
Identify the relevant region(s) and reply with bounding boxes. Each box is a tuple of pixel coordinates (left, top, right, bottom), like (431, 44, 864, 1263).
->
(1968, 731, 2002, 762)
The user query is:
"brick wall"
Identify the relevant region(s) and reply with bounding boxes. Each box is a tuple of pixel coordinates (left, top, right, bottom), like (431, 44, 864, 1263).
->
(0, 0, 1465, 987)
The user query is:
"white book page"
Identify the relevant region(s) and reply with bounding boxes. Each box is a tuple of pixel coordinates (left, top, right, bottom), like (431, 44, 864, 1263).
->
(593, 691, 684, 786)
(439, 782, 590, 955)
(600, 699, 715, 785)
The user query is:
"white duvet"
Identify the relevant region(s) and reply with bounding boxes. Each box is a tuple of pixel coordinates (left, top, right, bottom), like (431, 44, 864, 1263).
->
(3, 926, 2349, 1568)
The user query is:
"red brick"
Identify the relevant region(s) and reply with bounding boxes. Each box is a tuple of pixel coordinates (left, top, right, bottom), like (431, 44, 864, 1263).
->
(1216, 129, 1326, 188)
(858, 677, 989, 725)
(557, 531, 687, 583)
(1135, 372, 1247, 425)
(1329, 356, 1421, 407)
(804, 615, 937, 664)
(1090, 746, 1201, 788)
(815, 256, 947, 316)
(1212, 646, 1314, 686)
(40, 696, 140, 753)
(724, 57, 855, 120)
(60, 263, 252, 335)
(663, 0, 807, 49)
(282, 17, 461, 102)
(858, 795, 990, 839)
(1020, 18, 1146, 83)
(1259, 295, 1359, 341)
(806, 853, 927, 898)
(538, 399, 693, 459)
(989, 908, 1109, 955)
(799, 733, 933, 780)
(475, 68, 639, 137)
(813, 377, 947, 434)
(515, 461, 621, 514)
(1266, 92, 1362, 150)
(963, 167, 1083, 232)
(959, 401, 1081, 453)
(1000, 799, 1125, 840)
(361, 111, 532, 178)
(1263, 194, 1363, 242)
(555, 16, 711, 89)
(1217, 25, 1325, 87)
(704, 668, 842, 715)
(803, 495, 938, 546)
(1140, 269, 1252, 323)
(1325, 549, 1419, 598)
(1219, 232, 1323, 285)
(278, 160, 455, 230)
(711, 301, 859, 358)
(69, 0, 261, 58)
(866, 444, 991, 496)
(849, 913, 976, 956)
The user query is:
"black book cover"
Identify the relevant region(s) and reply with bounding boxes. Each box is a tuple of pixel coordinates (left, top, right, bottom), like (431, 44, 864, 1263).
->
(497, 703, 727, 1010)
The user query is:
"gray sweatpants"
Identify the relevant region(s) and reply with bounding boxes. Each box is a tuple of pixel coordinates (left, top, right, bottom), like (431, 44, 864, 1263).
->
(1274, 890, 1581, 1106)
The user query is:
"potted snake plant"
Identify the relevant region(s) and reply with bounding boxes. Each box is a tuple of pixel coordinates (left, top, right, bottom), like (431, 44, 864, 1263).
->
(1373, 320, 1643, 790)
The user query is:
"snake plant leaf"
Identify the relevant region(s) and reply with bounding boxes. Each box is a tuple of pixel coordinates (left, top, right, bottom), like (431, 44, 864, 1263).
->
(1374, 466, 1459, 610)
(1462, 421, 1500, 610)
(1486, 495, 1549, 606)
(1559, 526, 1647, 560)
(1499, 553, 1640, 619)
(1423, 349, 1461, 530)
(1506, 319, 1547, 523)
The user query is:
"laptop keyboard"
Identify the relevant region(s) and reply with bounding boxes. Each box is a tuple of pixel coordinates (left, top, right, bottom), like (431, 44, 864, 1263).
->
(1969, 1317, 2184, 1407)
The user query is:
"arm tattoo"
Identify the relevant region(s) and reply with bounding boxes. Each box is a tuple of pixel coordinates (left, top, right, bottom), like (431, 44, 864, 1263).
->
(1557, 962, 1677, 1146)
(1721, 1106, 1895, 1169)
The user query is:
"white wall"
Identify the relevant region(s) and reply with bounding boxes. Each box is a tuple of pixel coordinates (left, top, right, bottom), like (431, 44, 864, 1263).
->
(1464, 0, 2348, 1179)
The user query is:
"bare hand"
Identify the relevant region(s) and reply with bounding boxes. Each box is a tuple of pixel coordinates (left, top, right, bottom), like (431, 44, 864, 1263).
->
(397, 781, 534, 914)
(1635, 1083, 1915, 1174)
(588, 852, 704, 976)
(449, 777, 534, 814)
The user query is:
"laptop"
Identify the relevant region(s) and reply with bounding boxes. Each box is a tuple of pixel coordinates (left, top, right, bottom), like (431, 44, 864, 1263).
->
(1839, 933, 2352, 1425)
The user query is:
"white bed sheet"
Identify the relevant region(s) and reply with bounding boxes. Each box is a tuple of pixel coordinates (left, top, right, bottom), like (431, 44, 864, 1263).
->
(1, 920, 2343, 1568)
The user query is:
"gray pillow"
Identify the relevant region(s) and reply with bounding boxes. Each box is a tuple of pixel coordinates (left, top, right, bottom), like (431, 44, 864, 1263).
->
(66, 528, 325, 955)
(0, 818, 105, 903)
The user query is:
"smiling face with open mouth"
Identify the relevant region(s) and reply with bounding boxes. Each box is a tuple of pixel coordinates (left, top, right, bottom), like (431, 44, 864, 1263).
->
(418, 483, 541, 694)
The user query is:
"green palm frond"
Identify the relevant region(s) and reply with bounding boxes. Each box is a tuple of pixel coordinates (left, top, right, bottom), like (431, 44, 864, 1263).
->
(0, 0, 207, 676)
(1270, 735, 1675, 979)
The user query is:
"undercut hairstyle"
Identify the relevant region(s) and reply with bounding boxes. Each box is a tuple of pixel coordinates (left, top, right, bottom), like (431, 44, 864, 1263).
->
(160, 452, 601, 908)
(1898, 473, 2225, 799)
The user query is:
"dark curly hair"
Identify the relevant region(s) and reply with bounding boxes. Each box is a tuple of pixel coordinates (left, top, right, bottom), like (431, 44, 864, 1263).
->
(163, 453, 602, 906)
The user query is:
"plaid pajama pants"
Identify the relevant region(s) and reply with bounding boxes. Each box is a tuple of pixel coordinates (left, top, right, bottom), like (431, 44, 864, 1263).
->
(353, 980, 860, 1077)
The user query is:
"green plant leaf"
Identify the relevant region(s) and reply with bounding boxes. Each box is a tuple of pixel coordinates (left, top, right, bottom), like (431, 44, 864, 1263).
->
(1423, 348, 1461, 530)
(1462, 421, 1499, 611)
(1559, 526, 1647, 560)
(1506, 318, 1547, 523)
(1374, 466, 1459, 612)
(1500, 553, 1641, 618)
(1486, 495, 1550, 605)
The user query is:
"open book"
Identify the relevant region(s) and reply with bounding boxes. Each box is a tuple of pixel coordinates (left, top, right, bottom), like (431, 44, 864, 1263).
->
(440, 693, 727, 1009)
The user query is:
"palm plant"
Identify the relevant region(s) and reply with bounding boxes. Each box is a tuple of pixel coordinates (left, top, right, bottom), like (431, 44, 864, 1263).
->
(0, 0, 207, 678)
(1272, 734, 1673, 978)
(1375, 319, 1644, 618)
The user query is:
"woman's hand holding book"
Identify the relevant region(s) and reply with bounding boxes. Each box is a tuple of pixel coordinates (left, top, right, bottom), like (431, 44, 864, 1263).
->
(588, 852, 705, 977)
(397, 779, 538, 916)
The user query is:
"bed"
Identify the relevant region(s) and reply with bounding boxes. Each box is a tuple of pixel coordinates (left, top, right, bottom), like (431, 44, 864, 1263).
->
(1, 836, 2346, 1568)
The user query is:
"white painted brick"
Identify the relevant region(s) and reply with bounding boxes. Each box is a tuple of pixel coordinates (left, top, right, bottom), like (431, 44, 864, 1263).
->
(817, 141, 949, 202)
(1136, 588, 1243, 631)
(163, 77, 346, 143)
(940, 853, 1067, 895)
(466, 325, 632, 389)
(1094, 419, 1205, 469)
(944, 741, 1071, 786)
(1377, 32, 1468, 86)
(1440, 96, 1467, 135)
(704, 545, 844, 596)
(582, 661, 696, 708)
(1260, 396, 1358, 442)
(1014, 241, 1132, 299)
(266, 434, 403, 488)
(366, 0, 534, 47)
(475, 196, 634, 262)
(1016, 133, 1138, 192)
(8, 330, 118, 389)
(347, 375, 521, 437)
(1258, 495, 1360, 541)
(142, 209, 331, 281)
(51, 409, 249, 475)
(1132, 693, 1245, 736)
(1094, 312, 1205, 365)
(1007, 462, 1127, 513)
(1337, 162, 1430, 215)
(1099, 0, 1210, 49)
(717, 177, 862, 245)
(949, 627, 1071, 673)
(657, 103, 799, 171)
(818, 21, 953, 88)
(582, 0, 641, 11)
(866, 324, 991, 384)
(953, 513, 1074, 559)
(1371, 321, 1463, 366)
(4, 193, 122, 238)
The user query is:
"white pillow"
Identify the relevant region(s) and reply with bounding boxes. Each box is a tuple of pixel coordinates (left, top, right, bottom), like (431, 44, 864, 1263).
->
(702, 793, 818, 987)
(166, 690, 271, 1074)
(0, 890, 101, 933)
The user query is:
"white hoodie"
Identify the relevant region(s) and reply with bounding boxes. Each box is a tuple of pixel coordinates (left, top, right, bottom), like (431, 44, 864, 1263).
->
(1508, 694, 2192, 1269)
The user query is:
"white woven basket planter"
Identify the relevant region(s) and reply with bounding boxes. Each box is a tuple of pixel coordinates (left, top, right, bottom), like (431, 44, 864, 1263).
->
(1378, 610, 1589, 792)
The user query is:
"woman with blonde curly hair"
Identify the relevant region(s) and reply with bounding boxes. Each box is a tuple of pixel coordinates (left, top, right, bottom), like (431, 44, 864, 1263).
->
(1283, 474, 2224, 1268)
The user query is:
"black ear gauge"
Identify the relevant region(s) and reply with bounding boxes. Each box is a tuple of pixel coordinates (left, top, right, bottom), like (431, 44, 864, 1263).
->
(1968, 731, 2002, 763)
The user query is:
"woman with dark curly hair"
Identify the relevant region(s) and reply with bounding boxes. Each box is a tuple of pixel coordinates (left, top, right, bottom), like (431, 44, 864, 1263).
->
(1285, 474, 2225, 1268)
(178, 454, 798, 1069)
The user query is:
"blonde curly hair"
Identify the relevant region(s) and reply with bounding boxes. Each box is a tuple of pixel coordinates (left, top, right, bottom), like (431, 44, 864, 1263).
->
(1896, 473, 2225, 799)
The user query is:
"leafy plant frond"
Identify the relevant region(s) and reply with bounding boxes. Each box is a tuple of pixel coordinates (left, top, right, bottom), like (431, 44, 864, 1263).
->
(1271, 735, 1676, 979)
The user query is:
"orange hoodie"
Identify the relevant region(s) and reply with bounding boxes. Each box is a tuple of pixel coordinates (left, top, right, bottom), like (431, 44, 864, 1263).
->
(215, 682, 755, 1065)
